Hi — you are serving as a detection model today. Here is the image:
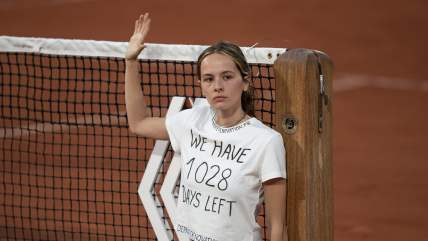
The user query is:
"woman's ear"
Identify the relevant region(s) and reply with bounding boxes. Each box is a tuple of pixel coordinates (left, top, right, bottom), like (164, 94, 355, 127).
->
(243, 77, 250, 92)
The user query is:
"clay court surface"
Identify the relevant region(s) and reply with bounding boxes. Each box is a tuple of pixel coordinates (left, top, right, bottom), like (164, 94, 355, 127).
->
(1, 0, 427, 240)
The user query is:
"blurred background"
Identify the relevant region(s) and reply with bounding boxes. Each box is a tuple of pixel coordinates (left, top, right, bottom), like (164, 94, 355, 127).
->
(1, 0, 427, 240)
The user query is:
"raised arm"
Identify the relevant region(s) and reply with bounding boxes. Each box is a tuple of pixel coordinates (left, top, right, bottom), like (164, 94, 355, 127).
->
(125, 13, 169, 140)
(264, 178, 288, 241)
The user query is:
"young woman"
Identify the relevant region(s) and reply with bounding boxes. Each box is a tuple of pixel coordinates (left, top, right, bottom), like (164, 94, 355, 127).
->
(125, 13, 288, 241)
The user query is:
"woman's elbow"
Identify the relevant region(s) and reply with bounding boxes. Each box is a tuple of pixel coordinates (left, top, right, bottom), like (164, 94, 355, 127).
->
(128, 121, 142, 135)
(128, 126, 137, 134)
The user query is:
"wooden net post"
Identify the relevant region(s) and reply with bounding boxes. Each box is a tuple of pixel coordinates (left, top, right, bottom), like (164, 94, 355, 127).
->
(273, 49, 334, 241)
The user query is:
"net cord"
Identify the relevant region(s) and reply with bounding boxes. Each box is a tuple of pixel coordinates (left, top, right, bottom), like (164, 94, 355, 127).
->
(0, 36, 286, 64)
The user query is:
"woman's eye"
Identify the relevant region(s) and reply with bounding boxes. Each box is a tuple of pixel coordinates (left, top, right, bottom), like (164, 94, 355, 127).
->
(223, 75, 232, 80)
(203, 77, 213, 82)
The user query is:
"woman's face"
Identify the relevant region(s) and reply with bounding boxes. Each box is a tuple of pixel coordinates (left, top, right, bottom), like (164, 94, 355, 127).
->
(199, 53, 249, 113)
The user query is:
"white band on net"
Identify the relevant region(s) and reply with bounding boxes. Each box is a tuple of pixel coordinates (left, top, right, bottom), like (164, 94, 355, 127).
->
(0, 36, 286, 64)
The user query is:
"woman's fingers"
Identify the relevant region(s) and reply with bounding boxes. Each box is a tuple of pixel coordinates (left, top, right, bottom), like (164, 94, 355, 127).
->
(136, 13, 150, 34)
(133, 19, 138, 34)
(137, 13, 146, 33)
(125, 13, 151, 60)
(139, 15, 144, 32)
(143, 12, 149, 23)
(141, 17, 151, 38)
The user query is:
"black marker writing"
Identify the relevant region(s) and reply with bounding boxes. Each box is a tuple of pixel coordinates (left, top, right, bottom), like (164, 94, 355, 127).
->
(190, 129, 207, 152)
(182, 185, 201, 208)
(211, 140, 251, 163)
(186, 158, 232, 191)
(204, 195, 236, 216)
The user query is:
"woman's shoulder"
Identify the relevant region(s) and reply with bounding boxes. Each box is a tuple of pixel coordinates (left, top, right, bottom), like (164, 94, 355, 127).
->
(167, 98, 211, 121)
(248, 118, 283, 140)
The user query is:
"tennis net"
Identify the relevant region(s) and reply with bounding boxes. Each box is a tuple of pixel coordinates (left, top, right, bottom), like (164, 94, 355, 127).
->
(0, 36, 285, 241)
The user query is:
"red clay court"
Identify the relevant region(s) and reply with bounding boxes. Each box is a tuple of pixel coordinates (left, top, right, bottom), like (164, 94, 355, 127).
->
(1, 0, 427, 241)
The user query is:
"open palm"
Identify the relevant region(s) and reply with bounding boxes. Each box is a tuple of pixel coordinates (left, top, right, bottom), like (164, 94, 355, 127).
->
(125, 13, 151, 60)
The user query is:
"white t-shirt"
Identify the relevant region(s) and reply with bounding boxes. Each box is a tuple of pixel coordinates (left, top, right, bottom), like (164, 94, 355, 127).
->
(165, 101, 286, 241)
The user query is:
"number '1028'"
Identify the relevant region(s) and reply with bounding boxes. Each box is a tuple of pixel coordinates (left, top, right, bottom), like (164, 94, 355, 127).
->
(185, 157, 232, 191)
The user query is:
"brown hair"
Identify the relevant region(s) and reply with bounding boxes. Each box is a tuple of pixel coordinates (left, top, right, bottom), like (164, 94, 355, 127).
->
(197, 41, 255, 116)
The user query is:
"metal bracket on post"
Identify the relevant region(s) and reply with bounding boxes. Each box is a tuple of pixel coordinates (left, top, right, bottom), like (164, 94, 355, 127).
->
(314, 51, 329, 133)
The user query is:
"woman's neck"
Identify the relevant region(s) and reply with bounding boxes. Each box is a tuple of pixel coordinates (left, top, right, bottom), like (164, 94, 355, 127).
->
(214, 107, 248, 128)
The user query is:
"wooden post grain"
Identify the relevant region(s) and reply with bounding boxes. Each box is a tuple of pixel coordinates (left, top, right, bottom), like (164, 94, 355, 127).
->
(274, 49, 334, 241)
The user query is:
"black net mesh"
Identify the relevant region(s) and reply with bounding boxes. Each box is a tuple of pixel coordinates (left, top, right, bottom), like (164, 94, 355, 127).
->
(0, 51, 276, 240)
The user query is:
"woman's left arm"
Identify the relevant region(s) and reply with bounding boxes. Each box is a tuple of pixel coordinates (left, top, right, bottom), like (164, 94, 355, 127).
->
(264, 178, 288, 241)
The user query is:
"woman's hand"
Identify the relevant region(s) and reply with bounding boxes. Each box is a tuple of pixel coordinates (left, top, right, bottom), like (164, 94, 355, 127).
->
(125, 13, 151, 61)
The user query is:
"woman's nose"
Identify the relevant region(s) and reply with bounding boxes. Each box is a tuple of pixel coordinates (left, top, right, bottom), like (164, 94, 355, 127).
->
(213, 78, 224, 92)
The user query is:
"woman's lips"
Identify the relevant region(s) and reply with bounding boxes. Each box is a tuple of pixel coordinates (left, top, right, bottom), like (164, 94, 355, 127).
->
(213, 96, 226, 102)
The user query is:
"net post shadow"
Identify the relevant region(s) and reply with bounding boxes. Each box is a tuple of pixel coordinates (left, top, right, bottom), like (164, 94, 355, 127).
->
(273, 48, 334, 241)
